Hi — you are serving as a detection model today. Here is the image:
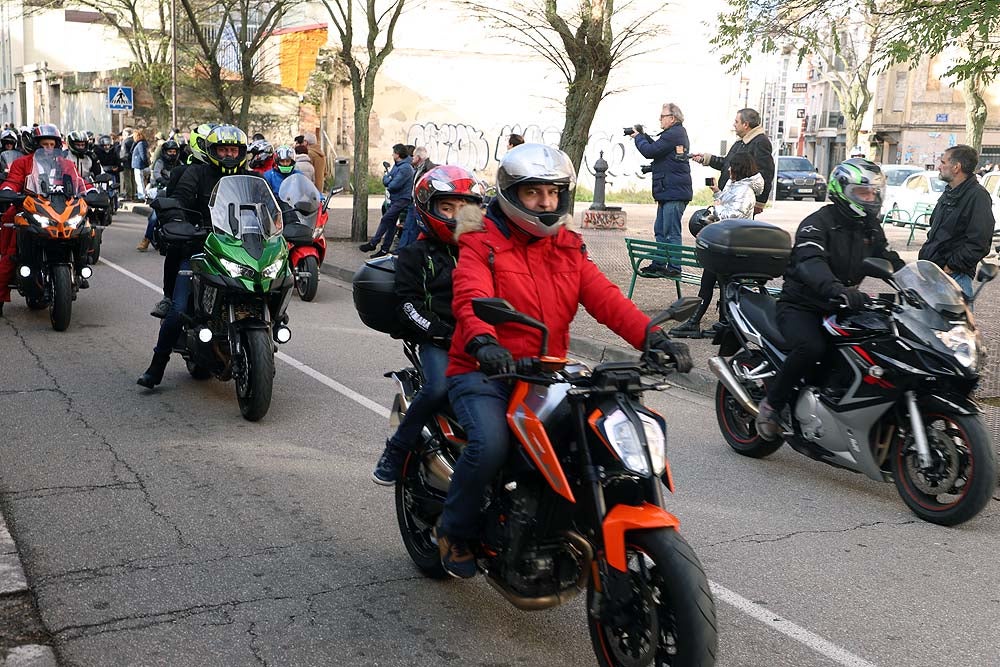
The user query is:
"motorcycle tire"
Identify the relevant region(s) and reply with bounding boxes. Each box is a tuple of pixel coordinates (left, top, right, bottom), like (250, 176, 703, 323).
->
(395, 452, 449, 580)
(296, 256, 319, 302)
(587, 528, 717, 667)
(49, 265, 73, 332)
(185, 359, 212, 380)
(90, 228, 103, 264)
(891, 411, 997, 526)
(235, 328, 274, 422)
(715, 381, 782, 458)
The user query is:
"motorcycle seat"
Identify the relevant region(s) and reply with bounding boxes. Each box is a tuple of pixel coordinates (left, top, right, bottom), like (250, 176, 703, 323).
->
(738, 290, 789, 350)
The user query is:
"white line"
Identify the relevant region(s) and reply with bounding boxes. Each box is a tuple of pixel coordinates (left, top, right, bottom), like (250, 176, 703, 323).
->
(710, 582, 877, 667)
(103, 253, 875, 667)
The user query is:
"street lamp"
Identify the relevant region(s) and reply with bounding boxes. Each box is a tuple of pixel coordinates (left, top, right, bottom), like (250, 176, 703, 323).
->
(171, 0, 177, 130)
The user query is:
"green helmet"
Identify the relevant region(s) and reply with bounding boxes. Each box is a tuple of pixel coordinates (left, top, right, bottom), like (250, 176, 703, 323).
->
(188, 123, 217, 164)
(204, 125, 248, 175)
(828, 158, 885, 220)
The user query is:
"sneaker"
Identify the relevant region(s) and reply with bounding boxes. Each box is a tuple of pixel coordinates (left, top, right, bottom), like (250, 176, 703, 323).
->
(755, 399, 781, 441)
(151, 298, 172, 319)
(358, 242, 375, 252)
(370, 249, 389, 259)
(434, 527, 476, 579)
(662, 266, 682, 277)
(639, 263, 665, 277)
(371, 440, 407, 486)
(668, 318, 703, 339)
(136, 238, 151, 252)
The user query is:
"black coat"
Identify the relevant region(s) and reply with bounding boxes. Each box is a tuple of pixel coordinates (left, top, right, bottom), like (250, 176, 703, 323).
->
(394, 237, 457, 346)
(781, 205, 903, 311)
(918, 176, 995, 276)
(707, 128, 775, 203)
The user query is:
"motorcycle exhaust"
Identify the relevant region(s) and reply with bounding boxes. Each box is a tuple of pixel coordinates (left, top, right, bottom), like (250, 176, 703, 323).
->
(485, 531, 594, 611)
(424, 450, 454, 485)
(708, 356, 759, 417)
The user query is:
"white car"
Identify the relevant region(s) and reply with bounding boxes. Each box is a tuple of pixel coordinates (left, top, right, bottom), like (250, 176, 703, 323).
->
(879, 164, 925, 215)
(884, 170, 946, 218)
(977, 171, 1000, 232)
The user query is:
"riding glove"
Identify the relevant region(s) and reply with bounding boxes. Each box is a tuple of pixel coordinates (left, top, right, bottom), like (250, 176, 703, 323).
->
(648, 331, 693, 374)
(467, 335, 515, 376)
(841, 287, 869, 310)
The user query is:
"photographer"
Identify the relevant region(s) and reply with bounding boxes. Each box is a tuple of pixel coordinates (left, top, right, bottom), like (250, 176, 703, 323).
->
(625, 102, 692, 277)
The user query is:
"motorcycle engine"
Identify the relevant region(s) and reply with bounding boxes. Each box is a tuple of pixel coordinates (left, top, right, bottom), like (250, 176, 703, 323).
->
(794, 387, 825, 441)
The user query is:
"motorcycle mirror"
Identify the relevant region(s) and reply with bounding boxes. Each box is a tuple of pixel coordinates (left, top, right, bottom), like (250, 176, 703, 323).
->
(644, 297, 702, 352)
(975, 262, 998, 284)
(472, 297, 550, 356)
(94, 173, 113, 183)
(863, 257, 895, 282)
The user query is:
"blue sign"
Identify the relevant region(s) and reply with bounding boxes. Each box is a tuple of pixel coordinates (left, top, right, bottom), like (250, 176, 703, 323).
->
(935, 113, 949, 122)
(108, 86, 133, 112)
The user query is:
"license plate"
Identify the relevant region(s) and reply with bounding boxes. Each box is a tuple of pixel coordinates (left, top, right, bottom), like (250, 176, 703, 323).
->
(798, 188, 812, 193)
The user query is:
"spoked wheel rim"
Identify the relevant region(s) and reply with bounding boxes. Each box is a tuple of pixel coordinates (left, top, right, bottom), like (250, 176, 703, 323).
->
(597, 548, 672, 666)
(898, 414, 975, 510)
(399, 458, 439, 557)
(721, 392, 758, 444)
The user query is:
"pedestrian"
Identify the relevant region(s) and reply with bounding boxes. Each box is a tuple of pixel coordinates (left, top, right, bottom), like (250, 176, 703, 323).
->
(397, 146, 436, 249)
(302, 132, 326, 191)
(131, 129, 150, 202)
(359, 144, 413, 258)
(120, 127, 136, 200)
(292, 144, 315, 182)
(507, 133, 524, 150)
(918, 144, 995, 300)
(625, 102, 692, 276)
(691, 108, 775, 217)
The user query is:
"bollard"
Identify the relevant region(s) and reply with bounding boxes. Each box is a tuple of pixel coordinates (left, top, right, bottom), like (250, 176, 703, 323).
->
(581, 151, 625, 229)
(589, 151, 609, 212)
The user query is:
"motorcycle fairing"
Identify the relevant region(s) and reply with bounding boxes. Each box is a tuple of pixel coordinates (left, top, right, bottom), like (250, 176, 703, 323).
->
(602, 503, 680, 572)
(507, 380, 575, 504)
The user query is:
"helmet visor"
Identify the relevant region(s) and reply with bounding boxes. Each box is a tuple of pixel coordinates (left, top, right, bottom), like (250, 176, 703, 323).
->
(844, 182, 883, 208)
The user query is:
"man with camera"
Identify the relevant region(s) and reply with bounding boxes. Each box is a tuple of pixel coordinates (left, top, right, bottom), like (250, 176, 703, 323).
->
(691, 108, 774, 216)
(625, 102, 692, 277)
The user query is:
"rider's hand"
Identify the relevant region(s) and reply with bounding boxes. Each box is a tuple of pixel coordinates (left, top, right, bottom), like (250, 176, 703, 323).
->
(841, 287, 869, 310)
(648, 331, 693, 373)
(467, 335, 515, 376)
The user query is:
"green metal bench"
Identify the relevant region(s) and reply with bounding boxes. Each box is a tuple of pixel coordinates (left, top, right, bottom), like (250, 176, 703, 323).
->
(624, 238, 701, 299)
(882, 205, 911, 227)
(906, 202, 934, 246)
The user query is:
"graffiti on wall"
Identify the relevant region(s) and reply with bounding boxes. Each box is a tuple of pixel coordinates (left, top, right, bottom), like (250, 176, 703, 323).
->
(405, 121, 652, 181)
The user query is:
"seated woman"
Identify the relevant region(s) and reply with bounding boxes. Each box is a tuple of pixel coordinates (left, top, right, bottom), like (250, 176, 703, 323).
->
(670, 152, 764, 338)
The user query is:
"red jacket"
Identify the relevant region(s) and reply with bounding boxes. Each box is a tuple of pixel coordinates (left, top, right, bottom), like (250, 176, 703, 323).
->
(447, 204, 651, 376)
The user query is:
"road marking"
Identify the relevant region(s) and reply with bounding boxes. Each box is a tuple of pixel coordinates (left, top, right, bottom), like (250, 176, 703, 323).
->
(102, 254, 876, 667)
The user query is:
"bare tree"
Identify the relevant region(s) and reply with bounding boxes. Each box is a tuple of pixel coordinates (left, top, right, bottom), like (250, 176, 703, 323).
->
(176, 0, 293, 129)
(712, 0, 895, 151)
(461, 0, 661, 175)
(319, 0, 406, 242)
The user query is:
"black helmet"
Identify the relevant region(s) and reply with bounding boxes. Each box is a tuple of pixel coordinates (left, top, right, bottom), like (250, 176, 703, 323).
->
(97, 134, 113, 150)
(67, 130, 89, 157)
(828, 158, 885, 220)
(161, 139, 180, 162)
(688, 208, 718, 237)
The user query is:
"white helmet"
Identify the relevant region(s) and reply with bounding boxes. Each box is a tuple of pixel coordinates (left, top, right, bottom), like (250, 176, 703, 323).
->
(496, 143, 576, 237)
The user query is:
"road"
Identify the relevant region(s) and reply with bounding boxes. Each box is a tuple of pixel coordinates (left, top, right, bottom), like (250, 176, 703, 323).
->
(1, 212, 999, 666)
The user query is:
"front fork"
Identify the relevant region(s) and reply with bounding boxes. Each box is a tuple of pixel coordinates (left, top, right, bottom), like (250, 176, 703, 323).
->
(905, 390, 934, 468)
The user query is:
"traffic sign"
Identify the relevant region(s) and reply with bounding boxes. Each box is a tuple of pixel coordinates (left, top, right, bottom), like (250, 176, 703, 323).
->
(108, 86, 133, 112)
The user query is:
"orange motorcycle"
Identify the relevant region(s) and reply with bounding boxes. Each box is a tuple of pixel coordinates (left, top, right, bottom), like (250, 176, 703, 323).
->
(0, 154, 107, 330)
(387, 296, 718, 666)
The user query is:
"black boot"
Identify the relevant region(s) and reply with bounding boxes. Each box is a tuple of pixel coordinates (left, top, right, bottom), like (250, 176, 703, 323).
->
(669, 316, 703, 339)
(137, 353, 169, 389)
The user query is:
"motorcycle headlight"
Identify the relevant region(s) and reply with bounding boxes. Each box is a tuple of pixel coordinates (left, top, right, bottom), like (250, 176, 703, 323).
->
(29, 213, 51, 228)
(934, 324, 978, 369)
(603, 409, 650, 476)
(219, 257, 255, 279)
(65, 215, 83, 228)
(638, 412, 667, 476)
(262, 258, 285, 279)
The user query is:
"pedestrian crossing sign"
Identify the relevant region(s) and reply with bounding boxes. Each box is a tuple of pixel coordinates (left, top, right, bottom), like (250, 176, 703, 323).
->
(108, 86, 133, 112)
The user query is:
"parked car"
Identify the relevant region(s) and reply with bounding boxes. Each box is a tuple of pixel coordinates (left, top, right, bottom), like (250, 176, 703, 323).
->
(976, 170, 1000, 232)
(879, 164, 924, 215)
(888, 170, 946, 216)
(775, 156, 826, 201)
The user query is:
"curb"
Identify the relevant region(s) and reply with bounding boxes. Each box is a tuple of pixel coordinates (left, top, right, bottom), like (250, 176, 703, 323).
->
(320, 260, 716, 398)
(0, 520, 27, 596)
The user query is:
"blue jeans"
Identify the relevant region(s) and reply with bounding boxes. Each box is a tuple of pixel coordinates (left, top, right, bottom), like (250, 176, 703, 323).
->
(390, 344, 449, 449)
(652, 200, 688, 270)
(153, 258, 192, 359)
(370, 198, 410, 251)
(953, 273, 973, 300)
(397, 203, 419, 249)
(439, 372, 513, 541)
(145, 210, 157, 242)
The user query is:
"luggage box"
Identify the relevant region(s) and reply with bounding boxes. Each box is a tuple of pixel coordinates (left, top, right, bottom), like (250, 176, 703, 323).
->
(352, 255, 404, 337)
(695, 219, 791, 278)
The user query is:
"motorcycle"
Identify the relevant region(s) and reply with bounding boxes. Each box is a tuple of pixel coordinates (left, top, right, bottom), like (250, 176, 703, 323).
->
(355, 261, 718, 665)
(0, 154, 107, 330)
(154, 175, 294, 421)
(277, 174, 337, 302)
(86, 172, 115, 264)
(701, 219, 998, 526)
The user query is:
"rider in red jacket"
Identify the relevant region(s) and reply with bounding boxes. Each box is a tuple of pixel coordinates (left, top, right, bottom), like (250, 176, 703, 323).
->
(433, 144, 692, 578)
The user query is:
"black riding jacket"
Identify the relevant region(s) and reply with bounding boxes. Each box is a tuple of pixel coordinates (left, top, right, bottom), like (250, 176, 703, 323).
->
(780, 205, 904, 311)
(394, 236, 457, 347)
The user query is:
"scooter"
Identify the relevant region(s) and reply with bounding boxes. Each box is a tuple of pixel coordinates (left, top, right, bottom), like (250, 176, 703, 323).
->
(278, 174, 340, 302)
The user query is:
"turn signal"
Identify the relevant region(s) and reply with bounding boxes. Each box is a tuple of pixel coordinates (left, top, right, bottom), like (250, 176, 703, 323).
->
(274, 326, 291, 344)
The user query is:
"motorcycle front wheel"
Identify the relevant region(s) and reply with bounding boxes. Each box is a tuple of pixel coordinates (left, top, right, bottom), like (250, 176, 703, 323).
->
(892, 411, 996, 526)
(235, 328, 274, 421)
(588, 528, 717, 667)
(395, 451, 449, 579)
(296, 256, 319, 302)
(49, 265, 73, 331)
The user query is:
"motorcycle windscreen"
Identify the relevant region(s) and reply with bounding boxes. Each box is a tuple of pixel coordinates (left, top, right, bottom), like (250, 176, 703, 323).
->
(895, 260, 966, 315)
(24, 154, 85, 198)
(208, 175, 282, 259)
(277, 173, 321, 229)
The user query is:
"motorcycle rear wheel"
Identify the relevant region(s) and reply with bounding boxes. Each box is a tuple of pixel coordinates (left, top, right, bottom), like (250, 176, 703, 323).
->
(49, 265, 73, 331)
(715, 381, 782, 458)
(296, 256, 319, 302)
(892, 412, 996, 526)
(395, 452, 449, 579)
(235, 328, 274, 422)
(588, 529, 717, 667)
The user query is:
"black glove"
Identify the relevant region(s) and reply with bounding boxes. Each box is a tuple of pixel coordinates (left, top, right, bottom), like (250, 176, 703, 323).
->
(841, 287, 869, 310)
(467, 335, 515, 376)
(648, 331, 693, 374)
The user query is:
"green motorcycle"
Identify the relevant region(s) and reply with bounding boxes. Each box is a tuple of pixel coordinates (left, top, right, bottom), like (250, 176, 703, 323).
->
(168, 175, 294, 421)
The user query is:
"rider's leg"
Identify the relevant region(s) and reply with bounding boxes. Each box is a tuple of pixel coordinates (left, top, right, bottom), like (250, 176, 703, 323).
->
(138, 258, 191, 388)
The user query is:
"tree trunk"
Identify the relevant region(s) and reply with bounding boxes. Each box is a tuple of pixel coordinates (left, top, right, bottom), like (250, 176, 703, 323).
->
(350, 100, 373, 242)
(962, 78, 987, 153)
(558, 70, 608, 178)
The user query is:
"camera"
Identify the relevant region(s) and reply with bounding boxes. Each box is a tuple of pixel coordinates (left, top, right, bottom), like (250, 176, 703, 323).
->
(705, 177, 715, 187)
(623, 127, 635, 137)
(640, 164, 653, 174)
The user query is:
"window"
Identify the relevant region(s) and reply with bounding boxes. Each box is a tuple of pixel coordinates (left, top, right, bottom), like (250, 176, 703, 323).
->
(892, 72, 907, 112)
(983, 174, 1000, 196)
